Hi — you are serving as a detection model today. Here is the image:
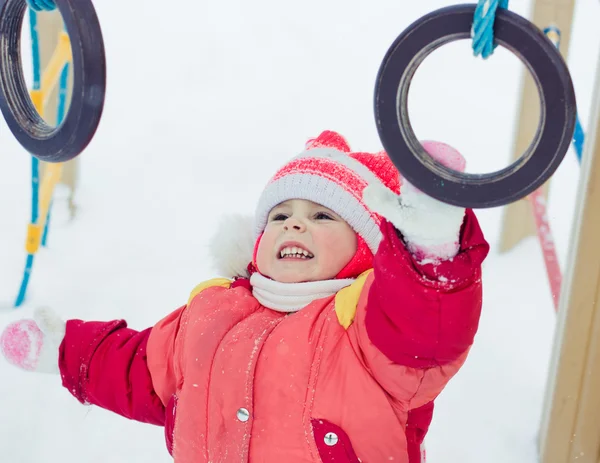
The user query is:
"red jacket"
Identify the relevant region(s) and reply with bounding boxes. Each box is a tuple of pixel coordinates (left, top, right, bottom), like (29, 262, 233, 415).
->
(58, 212, 489, 461)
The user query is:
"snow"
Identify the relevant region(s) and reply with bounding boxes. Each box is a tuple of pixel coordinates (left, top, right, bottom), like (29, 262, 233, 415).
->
(0, 0, 597, 461)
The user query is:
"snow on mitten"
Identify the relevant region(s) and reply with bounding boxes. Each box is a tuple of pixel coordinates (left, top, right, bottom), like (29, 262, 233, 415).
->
(363, 141, 467, 262)
(0, 307, 65, 374)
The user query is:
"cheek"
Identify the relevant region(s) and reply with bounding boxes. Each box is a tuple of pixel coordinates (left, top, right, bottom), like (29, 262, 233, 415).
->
(317, 228, 357, 265)
(255, 229, 275, 269)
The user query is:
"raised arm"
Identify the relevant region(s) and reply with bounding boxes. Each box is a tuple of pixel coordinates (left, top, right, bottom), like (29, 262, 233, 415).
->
(365, 212, 489, 368)
(361, 141, 490, 368)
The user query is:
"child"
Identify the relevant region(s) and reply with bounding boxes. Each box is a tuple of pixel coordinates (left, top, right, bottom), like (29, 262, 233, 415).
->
(1, 130, 489, 463)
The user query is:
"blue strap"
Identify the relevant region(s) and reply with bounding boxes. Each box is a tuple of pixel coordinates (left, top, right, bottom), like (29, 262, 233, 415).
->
(28, 0, 56, 12)
(15, 11, 43, 308)
(572, 115, 584, 162)
(14, 157, 39, 307)
(472, 0, 509, 59)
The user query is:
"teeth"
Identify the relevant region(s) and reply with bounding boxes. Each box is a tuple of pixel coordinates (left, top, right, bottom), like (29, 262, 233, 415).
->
(280, 246, 313, 258)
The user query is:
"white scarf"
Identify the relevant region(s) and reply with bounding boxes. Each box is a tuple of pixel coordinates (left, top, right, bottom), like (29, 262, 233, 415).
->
(249, 272, 355, 313)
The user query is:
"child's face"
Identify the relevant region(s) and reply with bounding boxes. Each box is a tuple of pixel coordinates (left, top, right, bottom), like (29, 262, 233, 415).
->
(256, 199, 357, 283)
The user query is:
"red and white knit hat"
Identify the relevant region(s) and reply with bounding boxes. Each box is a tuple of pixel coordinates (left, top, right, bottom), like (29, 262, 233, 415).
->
(251, 130, 401, 279)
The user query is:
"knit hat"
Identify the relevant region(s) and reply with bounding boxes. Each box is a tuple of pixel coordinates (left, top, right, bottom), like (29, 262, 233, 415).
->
(251, 130, 401, 279)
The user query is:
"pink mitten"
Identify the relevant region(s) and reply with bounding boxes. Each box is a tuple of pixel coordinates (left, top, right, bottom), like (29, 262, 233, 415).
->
(363, 141, 467, 262)
(0, 307, 65, 374)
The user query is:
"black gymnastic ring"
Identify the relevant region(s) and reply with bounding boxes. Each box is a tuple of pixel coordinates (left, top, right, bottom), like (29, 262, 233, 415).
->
(0, 0, 106, 163)
(374, 4, 577, 208)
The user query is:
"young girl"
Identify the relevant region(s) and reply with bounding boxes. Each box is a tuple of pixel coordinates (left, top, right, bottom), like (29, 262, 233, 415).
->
(1, 130, 489, 462)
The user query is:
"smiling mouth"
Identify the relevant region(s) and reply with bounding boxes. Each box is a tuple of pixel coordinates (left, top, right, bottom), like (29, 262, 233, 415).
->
(278, 246, 314, 259)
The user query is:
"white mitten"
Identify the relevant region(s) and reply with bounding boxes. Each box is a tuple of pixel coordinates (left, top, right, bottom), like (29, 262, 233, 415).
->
(0, 307, 65, 374)
(363, 141, 467, 262)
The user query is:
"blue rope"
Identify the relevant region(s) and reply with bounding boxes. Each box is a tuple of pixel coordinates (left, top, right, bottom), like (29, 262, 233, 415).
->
(15, 9, 43, 307)
(31, 156, 40, 225)
(27, 0, 55, 12)
(14, 255, 35, 307)
(28, 9, 41, 225)
(572, 116, 584, 162)
(41, 200, 52, 246)
(56, 59, 70, 122)
(472, 0, 509, 59)
(15, 158, 40, 307)
(30, 13, 41, 87)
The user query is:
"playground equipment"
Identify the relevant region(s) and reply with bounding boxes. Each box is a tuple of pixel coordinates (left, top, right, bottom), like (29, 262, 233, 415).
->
(6, 0, 597, 461)
(539, 52, 600, 463)
(498, 0, 582, 314)
(442, 2, 600, 461)
(374, 1, 600, 461)
(374, 4, 576, 209)
(523, 25, 582, 312)
(13, 8, 76, 307)
(6, 0, 104, 306)
(500, 0, 578, 254)
(492, 7, 600, 458)
(0, 0, 105, 162)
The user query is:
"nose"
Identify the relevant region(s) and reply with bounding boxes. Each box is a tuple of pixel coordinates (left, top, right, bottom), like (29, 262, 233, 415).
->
(283, 217, 306, 232)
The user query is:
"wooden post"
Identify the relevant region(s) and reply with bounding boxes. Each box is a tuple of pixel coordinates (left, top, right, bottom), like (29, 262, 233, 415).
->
(538, 46, 600, 463)
(498, 0, 576, 252)
(35, 10, 78, 217)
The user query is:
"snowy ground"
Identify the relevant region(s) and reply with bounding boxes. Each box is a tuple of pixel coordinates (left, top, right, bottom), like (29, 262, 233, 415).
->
(0, 0, 598, 461)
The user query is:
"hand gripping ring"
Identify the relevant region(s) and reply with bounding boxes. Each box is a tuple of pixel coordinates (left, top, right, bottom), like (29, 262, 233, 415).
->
(374, 5, 577, 208)
(0, 0, 106, 163)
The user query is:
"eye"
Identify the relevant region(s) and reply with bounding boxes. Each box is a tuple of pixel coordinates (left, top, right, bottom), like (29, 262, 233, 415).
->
(271, 213, 288, 221)
(314, 212, 334, 220)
